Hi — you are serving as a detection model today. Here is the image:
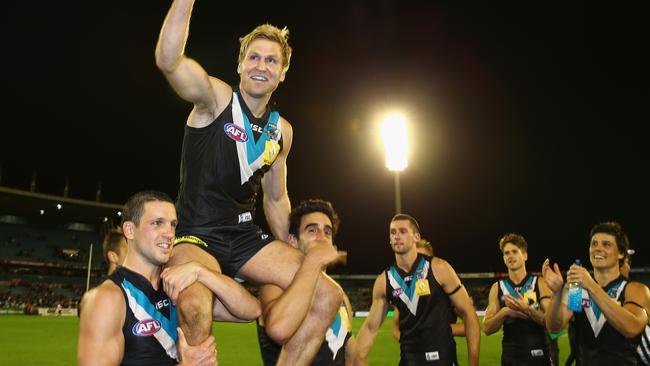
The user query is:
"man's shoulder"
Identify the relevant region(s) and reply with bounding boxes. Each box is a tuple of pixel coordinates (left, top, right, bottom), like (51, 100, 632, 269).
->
(625, 281, 650, 299)
(430, 257, 453, 272)
(81, 281, 124, 309)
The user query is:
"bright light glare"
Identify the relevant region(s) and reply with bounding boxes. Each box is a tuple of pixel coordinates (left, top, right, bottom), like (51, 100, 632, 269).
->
(381, 114, 408, 171)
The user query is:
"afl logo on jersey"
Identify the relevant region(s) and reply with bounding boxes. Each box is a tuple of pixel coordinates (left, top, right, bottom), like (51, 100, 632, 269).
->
(132, 319, 161, 336)
(224, 123, 248, 142)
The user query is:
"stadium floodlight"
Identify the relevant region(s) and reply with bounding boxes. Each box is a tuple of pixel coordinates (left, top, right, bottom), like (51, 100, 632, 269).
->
(56, 204, 62, 210)
(381, 113, 409, 172)
(117, 211, 122, 217)
(381, 113, 409, 214)
(39, 209, 45, 215)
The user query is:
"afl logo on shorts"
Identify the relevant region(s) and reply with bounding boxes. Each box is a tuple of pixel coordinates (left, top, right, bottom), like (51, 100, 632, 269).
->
(132, 319, 161, 336)
(224, 123, 248, 142)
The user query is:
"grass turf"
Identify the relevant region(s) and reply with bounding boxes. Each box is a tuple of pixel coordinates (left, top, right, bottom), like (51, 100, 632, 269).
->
(0, 315, 570, 365)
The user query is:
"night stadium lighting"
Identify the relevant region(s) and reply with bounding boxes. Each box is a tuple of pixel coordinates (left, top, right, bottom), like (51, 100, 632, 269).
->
(117, 211, 122, 217)
(56, 204, 62, 210)
(381, 112, 409, 214)
(381, 113, 408, 172)
(39, 209, 45, 215)
(103, 217, 108, 223)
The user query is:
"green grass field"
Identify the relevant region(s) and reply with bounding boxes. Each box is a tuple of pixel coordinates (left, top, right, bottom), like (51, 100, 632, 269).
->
(0, 315, 571, 365)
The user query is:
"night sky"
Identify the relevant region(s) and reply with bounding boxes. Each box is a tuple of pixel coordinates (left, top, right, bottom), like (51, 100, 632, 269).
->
(1, 1, 647, 274)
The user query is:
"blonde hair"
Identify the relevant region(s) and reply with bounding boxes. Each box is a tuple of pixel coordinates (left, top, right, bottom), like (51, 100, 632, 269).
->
(238, 24, 292, 73)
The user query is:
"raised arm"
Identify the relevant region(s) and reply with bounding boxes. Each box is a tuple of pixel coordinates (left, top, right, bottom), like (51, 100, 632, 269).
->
(542, 259, 573, 332)
(155, 0, 231, 127)
(262, 118, 293, 241)
(77, 282, 125, 366)
(356, 274, 389, 359)
(160, 261, 262, 322)
(259, 240, 339, 344)
(431, 258, 480, 366)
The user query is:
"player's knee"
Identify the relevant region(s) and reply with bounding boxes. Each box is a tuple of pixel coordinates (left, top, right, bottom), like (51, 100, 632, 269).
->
(320, 276, 344, 309)
(265, 319, 293, 345)
(177, 289, 212, 326)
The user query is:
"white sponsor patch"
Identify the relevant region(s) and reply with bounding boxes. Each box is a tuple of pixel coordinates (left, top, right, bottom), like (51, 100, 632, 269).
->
(531, 349, 544, 357)
(238, 212, 252, 223)
(425, 351, 440, 361)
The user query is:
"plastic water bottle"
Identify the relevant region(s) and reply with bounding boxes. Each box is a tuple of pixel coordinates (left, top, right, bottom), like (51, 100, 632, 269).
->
(567, 259, 583, 312)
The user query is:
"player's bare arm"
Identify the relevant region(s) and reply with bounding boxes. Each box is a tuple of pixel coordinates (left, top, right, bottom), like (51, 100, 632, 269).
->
(161, 261, 262, 322)
(259, 239, 338, 344)
(155, 0, 231, 127)
(357, 274, 389, 359)
(542, 259, 573, 332)
(262, 118, 293, 241)
(431, 258, 480, 366)
(341, 293, 369, 366)
(177, 327, 217, 366)
(519, 276, 552, 326)
(568, 264, 650, 338)
(77, 282, 126, 366)
(483, 282, 525, 335)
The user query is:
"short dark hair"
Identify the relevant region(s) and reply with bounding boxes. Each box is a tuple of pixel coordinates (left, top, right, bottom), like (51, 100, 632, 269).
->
(498, 233, 528, 252)
(121, 190, 174, 226)
(590, 221, 630, 267)
(391, 214, 420, 234)
(102, 227, 126, 262)
(289, 199, 340, 238)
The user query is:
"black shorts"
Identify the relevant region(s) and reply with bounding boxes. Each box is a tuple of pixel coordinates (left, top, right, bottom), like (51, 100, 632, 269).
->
(501, 347, 553, 366)
(400, 350, 458, 366)
(174, 221, 274, 277)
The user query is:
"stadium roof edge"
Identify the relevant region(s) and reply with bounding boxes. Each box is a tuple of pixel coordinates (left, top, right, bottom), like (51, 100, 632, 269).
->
(0, 186, 122, 210)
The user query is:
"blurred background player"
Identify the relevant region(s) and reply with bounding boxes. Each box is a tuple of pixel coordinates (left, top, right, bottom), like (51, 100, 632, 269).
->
(102, 227, 128, 276)
(483, 233, 553, 365)
(357, 214, 480, 366)
(392, 240, 467, 341)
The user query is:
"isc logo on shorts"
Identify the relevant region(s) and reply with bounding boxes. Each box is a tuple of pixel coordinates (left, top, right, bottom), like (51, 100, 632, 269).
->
(132, 319, 161, 336)
(425, 351, 440, 361)
(224, 123, 248, 142)
(531, 349, 544, 357)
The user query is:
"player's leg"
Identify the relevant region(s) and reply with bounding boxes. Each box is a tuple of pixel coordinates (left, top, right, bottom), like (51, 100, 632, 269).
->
(239, 240, 342, 365)
(166, 243, 221, 345)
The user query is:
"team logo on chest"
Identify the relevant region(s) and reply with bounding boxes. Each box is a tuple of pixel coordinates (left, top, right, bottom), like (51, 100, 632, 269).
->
(224, 123, 248, 142)
(387, 257, 431, 315)
(132, 319, 161, 336)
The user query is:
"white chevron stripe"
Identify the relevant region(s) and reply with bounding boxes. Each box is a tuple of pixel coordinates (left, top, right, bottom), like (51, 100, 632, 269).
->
(122, 285, 178, 361)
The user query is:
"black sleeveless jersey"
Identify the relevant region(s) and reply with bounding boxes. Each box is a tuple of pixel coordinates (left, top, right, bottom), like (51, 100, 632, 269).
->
(575, 275, 640, 365)
(176, 90, 283, 227)
(638, 324, 650, 365)
(108, 267, 178, 366)
(497, 274, 551, 357)
(386, 254, 457, 365)
(257, 303, 351, 366)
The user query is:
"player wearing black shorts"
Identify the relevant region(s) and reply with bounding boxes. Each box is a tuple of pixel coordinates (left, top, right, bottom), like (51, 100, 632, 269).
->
(484, 233, 552, 366)
(357, 214, 480, 366)
(156, 1, 342, 364)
